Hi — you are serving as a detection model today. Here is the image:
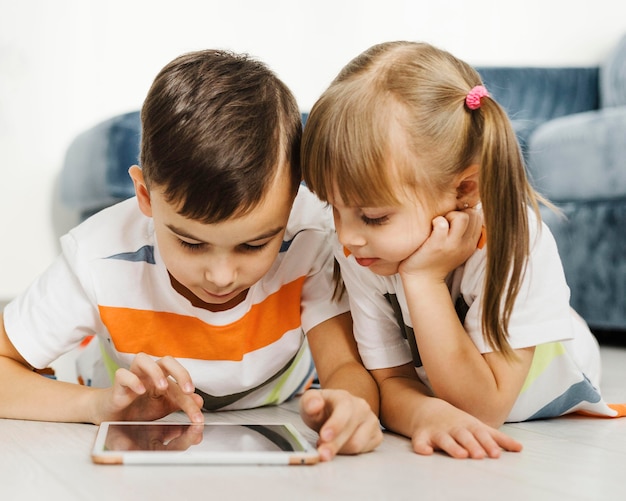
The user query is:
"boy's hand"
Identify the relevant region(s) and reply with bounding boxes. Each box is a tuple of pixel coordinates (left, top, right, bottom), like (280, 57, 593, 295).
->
(105, 422, 205, 452)
(399, 207, 483, 281)
(410, 397, 522, 459)
(299, 388, 382, 461)
(95, 353, 204, 424)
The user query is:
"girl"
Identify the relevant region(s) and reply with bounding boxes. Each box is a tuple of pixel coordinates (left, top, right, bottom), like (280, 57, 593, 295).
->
(302, 41, 625, 458)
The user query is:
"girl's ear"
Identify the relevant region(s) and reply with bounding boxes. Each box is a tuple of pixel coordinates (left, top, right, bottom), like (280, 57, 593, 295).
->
(455, 164, 480, 208)
(129, 165, 153, 217)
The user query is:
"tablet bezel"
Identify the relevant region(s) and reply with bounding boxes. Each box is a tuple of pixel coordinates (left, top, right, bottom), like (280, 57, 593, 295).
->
(91, 421, 320, 465)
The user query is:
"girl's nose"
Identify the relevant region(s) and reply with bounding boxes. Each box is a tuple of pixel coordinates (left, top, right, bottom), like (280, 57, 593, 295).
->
(335, 217, 366, 248)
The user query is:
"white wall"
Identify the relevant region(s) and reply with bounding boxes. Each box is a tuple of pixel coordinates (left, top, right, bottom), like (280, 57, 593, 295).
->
(1, 0, 625, 299)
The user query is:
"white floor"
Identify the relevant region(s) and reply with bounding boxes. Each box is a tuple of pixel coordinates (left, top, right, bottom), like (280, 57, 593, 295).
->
(2, 295, 626, 500)
(1, 343, 625, 501)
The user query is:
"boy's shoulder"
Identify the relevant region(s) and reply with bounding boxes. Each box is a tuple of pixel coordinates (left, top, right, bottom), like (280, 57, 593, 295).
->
(63, 197, 152, 258)
(285, 184, 334, 237)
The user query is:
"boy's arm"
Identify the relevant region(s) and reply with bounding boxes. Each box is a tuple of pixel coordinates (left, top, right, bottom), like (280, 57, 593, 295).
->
(0, 312, 100, 422)
(0, 312, 203, 424)
(371, 363, 523, 459)
(301, 312, 382, 460)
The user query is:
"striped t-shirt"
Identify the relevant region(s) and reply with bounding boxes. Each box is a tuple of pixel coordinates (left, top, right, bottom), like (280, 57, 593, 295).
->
(337, 210, 625, 421)
(5, 185, 348, 411)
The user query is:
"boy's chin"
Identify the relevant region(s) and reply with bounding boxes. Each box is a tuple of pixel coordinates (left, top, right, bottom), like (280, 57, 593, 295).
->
(196, 289, 249, 311)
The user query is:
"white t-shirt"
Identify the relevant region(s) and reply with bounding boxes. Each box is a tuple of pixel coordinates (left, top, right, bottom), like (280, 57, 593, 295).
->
(4, 185, 348, 411)
(336, 210, 617, 422)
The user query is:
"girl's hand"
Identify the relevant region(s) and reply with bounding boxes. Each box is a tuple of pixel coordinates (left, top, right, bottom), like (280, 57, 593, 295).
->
(299, 388, 383, 461)
(94, 352, 204, 424)
(399, 207, 483, 281)
(410, 397, 522, 459)
(372, 364, 522, 459)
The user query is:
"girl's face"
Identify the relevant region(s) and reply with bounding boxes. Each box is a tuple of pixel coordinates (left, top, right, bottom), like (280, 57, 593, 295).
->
(329, 184, 457, 276)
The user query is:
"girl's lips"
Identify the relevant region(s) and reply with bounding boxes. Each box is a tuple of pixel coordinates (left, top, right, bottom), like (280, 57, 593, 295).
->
(355, 257, 379, 267)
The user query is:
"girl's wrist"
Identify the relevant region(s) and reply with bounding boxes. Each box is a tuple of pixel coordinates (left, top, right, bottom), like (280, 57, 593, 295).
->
(399, 269, 446, 288)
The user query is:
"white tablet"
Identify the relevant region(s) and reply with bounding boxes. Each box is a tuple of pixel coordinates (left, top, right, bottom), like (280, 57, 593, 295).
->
(91, 421, 320, 465)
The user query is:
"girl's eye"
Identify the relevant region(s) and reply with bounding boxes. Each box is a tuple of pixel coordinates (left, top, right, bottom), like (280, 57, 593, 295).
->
(361, 215, 389, 226)
(179, 240, 204, 251)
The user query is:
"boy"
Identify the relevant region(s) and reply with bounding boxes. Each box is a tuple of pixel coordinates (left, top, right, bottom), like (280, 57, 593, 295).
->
(0, 49, 381, 460)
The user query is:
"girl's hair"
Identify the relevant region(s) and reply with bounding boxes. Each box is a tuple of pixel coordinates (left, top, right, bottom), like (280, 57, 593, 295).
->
(302, 41, 543, 357)
(140, 49, 302, 223)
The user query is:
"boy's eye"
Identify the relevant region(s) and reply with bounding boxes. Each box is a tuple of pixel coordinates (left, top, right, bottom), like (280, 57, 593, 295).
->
(240, 242, 269, 252)
(179, 240, 204, 251)
(361, 215, 389, 226)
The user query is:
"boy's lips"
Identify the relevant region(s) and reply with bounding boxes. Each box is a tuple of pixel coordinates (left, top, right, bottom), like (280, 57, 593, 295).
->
(203, 288, 238, 299)
(355, 257, 379, 267)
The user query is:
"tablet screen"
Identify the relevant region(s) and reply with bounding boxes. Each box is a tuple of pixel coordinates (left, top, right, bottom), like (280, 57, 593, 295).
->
(92, 422, 319, 465)
(105, 423, 307, 452)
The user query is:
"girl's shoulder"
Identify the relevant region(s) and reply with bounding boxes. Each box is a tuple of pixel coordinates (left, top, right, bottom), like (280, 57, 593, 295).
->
(528, 208, 561, 261)
(458, 206, 561, 294)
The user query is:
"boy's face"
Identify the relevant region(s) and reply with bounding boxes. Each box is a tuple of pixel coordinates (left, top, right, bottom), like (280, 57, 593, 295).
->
(131, 166, 295, 311)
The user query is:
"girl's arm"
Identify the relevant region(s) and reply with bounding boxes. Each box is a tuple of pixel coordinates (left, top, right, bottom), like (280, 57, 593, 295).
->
(371, 362, 523, 458)
(302, 312, 383, 460)
(399, 210, 534, 427)
(401, 275, 535, 427)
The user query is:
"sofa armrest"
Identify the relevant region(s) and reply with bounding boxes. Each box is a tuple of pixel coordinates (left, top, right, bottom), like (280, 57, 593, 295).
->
(527, 106, 626, 202)
(60, 111, 140, 220)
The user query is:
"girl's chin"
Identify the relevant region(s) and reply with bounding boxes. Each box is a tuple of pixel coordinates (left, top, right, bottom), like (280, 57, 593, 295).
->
(368, 261, 400, 276)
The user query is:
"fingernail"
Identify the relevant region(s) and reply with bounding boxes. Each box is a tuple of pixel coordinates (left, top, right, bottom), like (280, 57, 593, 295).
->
(319, 447, 332, 462)
(184, 382, 194, 393)
(321, 428, 334, 441)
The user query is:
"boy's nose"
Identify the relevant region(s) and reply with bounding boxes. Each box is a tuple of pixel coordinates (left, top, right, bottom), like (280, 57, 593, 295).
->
(205, 261, 236, 288)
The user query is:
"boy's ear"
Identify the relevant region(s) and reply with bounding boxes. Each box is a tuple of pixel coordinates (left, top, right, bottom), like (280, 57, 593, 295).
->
(129, 165, 153, 217)
(455, 163, 480, 208)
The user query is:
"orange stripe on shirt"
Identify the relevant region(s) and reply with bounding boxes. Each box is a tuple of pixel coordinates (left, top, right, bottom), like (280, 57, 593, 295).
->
(477, 227, 487, 249)
(98, 277, 305, 361)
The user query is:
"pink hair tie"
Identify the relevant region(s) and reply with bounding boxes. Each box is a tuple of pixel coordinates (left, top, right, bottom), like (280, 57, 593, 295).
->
(465, 85, 489, 110)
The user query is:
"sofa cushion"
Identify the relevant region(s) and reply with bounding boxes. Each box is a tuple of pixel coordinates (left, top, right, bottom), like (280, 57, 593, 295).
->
(527, 106, 626, 202)
(600, 34, 626, 108)
(541, 201, 626, 330)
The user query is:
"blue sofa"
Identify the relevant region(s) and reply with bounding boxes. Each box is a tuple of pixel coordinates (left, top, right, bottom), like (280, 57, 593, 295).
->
(474, 35, 626, 333)
(59, 36, 626, 333)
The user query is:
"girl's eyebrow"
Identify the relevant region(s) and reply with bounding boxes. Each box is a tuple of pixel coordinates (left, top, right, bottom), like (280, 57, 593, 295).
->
(166, 223, 284, 244)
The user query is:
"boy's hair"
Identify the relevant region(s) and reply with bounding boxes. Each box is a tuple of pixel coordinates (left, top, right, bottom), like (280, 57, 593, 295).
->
(302, 41, 543, 358)
(140, 49, 302, 223)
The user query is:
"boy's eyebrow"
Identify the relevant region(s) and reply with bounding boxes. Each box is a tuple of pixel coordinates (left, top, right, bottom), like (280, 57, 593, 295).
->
(166, 223, 285, 244)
